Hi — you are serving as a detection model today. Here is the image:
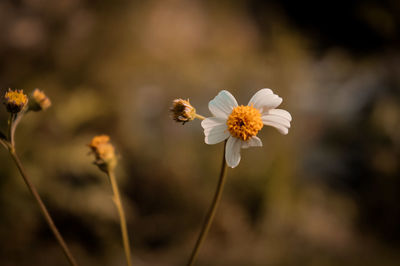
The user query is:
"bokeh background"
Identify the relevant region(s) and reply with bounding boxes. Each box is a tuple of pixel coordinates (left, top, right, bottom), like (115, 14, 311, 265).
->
(0, 0, 400, 265)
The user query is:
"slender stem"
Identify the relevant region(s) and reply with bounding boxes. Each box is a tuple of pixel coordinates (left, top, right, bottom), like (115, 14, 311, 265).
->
(8, 113, 16, 147)
(107, 170, 133, 266)
(8, 148, 79, 266)
(0, 138, 7, 150)
(186, 140, 228, 266)
(10, 112, 24, 147)
(194, 114, 206, 120)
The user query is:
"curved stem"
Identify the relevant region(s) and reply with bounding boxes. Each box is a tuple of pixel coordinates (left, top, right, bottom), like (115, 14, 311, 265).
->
(186, 140, 228, 266)
(10, 113, 24, 147)
(107, 170, 133, 266)
(8, 148, 79, 266)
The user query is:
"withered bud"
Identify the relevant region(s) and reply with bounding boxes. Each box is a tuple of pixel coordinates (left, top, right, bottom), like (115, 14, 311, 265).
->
(170, 98, 196, 124)
(29, 89, 51, 111)
(88, 135, 117, 172)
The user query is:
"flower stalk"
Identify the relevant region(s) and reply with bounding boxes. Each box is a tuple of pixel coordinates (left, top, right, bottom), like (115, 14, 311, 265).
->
(1, 89, 79, 266)
(88, 135, 132, 266)
(194, 113, 206, 120)
(176, 88, 291, 264)
(107, 169, 133, 266)
(187, 140, 228, 266)
(8, 148, 79, 266)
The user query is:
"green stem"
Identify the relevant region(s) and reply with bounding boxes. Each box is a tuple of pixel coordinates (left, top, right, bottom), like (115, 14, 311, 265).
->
(8, 148, 79, 266)
(107, 170, 133, 266)
(186, 140, 228, 266)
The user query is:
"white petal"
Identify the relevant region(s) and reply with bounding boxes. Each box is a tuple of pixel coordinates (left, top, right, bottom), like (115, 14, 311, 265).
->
(262, 107, 291, 135)
(205, 128, 230, 144)
(201, 117, 230, 144)
(241, 136, 263, 149)
(262, 114, 291, 128)
(208, 90, 238, 119)
(262, 119, 289, 135)
(225, 136, 242, 168)
(247, 88, 282, 112)
(264, 109, 292, 121)
(201, 117, 226, 130)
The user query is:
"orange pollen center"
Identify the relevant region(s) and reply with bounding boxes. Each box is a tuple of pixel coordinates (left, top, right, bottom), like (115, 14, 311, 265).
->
(5, 90, 27, 106)
(227, 105, 263, 141)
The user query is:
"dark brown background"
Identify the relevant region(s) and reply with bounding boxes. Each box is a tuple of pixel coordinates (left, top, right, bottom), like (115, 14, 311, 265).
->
(0, 0, 399, 265)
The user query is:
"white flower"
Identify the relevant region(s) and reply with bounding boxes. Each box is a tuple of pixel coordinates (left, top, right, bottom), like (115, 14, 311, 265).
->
(201, 89, 292, 168)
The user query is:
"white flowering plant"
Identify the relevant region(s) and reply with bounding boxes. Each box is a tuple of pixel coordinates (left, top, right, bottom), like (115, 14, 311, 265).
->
(172, 88, 292, 266)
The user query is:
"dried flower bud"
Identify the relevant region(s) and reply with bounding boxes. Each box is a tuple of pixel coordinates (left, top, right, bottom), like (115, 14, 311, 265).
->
(88, 135, 117, 172)
(29, 89, 51, 111)
(4, 89, 28, 113)
(170, 98, 196, 124)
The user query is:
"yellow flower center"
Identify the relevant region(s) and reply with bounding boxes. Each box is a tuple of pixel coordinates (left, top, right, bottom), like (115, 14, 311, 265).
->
(5, 90, 27, 105)
(227, 105, 263, 141)
(4, 89, 28, 113)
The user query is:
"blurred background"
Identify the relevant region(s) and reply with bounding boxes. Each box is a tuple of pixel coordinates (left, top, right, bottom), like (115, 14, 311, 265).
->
(0, 0, 399, 265)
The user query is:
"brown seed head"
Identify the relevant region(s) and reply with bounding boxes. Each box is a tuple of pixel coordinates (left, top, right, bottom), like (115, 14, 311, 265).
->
(88, 135, 117, 172)
(170, 98, 196, 124)
(29, 89, 51, 111)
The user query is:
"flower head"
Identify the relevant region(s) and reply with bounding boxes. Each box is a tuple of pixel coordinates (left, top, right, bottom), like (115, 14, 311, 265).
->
(29, 89, 51, 111)
(88, 135, 117, 172)
(201, 89, 292, 168)
(4, 89, 28, 113)
(170, 98, 197, 124)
